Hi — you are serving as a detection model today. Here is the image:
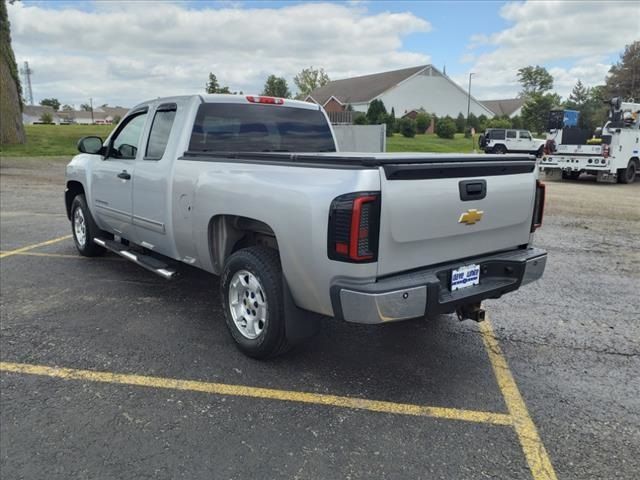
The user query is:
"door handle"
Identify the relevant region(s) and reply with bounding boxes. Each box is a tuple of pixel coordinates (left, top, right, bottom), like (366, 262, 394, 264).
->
(117, 170, 131, 180)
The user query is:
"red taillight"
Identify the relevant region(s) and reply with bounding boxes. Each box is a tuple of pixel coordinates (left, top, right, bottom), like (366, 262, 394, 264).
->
(328, 192, 380, 263)
(531, 180, 545, 231)
(246, 95, 284, 105)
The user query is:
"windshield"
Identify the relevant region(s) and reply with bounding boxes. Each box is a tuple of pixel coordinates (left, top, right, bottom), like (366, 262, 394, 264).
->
(188, 103, 336, 153)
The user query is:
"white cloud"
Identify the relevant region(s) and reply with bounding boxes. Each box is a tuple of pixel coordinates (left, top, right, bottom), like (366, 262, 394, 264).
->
(8, 1, 430, 107)
(456, 0, 639, 100)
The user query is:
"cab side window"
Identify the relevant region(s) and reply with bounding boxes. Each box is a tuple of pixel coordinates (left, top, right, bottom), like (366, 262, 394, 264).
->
(145, 104, 177, 160)
(506, 130, 517, 139)
(519, 131, 531, 140)
(111, 112, 148, 159)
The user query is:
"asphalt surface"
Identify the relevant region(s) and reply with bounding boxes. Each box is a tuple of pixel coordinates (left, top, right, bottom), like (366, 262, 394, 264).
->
(1, 156, 639, 479)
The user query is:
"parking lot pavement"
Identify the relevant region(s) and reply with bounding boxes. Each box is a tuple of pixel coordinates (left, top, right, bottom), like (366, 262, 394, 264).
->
(1, 157, 639, 479)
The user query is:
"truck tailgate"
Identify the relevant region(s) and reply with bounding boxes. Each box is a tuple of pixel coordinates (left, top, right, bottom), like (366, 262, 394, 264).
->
(376, 156, 537, 276)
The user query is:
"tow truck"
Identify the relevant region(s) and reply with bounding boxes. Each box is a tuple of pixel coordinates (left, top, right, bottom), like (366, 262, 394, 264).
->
(540, 98, 640, 183)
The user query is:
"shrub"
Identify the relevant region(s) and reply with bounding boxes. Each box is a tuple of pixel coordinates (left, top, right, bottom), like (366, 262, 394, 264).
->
(353, 114, 368, 125)
(39, 112, 54, 124)
(415, 113, 431, 133)
(487, 117, 512, 129)
(436, 116, 456, 139)
(398, 117, 416, 137)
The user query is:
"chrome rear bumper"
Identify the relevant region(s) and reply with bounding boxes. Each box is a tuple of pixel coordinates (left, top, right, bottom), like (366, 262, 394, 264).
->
(331, 247, 547, 324)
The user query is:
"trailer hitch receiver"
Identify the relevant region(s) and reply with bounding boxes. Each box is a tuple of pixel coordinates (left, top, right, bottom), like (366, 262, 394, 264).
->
(456, 302, 486, 322)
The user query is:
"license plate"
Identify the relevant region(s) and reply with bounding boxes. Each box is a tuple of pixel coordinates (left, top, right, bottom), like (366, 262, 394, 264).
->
(451, 264, 480, 291)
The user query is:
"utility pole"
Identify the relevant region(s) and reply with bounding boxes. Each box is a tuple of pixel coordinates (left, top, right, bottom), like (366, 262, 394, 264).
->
(90, 97, 94, 124)
(20, 61, 34, 105)
(467, 72, 476, 152)
(466, 72, 475, 124)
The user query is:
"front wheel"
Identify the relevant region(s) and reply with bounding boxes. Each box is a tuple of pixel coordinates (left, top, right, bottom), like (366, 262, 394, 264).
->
(618, 160, 637, 184)
(70, 194, 104, 257)
(221, 246, 291, 359)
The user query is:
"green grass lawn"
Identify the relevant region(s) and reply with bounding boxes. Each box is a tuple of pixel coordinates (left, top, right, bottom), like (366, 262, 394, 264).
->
(387, 133, 479, 153)
(0, 124, 115, 157)
(1, 125, 479, 157)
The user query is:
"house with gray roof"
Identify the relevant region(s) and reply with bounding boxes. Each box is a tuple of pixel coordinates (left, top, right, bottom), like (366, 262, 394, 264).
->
(480, 98, 525, 118)
(306, 65, 494, 118)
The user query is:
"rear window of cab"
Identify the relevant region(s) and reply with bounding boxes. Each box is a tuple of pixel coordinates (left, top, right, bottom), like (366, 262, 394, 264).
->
(188, 103, 336, 153)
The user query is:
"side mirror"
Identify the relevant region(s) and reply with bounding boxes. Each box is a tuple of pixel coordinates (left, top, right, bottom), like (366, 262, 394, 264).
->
(77, 136, 104, 154)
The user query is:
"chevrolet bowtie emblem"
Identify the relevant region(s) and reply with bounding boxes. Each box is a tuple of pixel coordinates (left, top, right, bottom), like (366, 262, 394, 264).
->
(459, 209, 484, 225)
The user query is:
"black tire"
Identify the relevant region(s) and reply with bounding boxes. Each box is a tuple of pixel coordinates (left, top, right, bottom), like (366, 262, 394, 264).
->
(70, 194, 105, 257)
(618, 160, 637, 184)
(493, 144, 507, 154)
(221, 246, 291, 359)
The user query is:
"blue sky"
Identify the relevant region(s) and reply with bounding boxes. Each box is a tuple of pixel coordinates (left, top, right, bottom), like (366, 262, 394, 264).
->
(9, 1, 638, 107)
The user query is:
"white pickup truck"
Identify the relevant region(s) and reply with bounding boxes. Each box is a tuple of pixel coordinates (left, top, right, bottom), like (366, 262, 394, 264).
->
(65, 94, 547, 358)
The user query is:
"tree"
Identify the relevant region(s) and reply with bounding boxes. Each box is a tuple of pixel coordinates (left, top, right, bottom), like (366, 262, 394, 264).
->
(61, 104, 74, 111)
(0, 0, 25, 144)
(468, 112, 481, 131)
(517, 66, 554, 97)
(564, 79, 606, 134)
(293, 66, 330, 98)
(39, 111, 53, 124)
(398, 117, 416, 138)
(365, 99, 387, 124)
(415, 113, 431, 133)
(511, 115, 523, 129)
(566, 80, 589, 109)
(261, 75, 291, 98)
(205, 72, 231, 94)
(40, 98, 61, 111)
(521, 93, 561, 134)
(383, 107, 396, 137)
(112, 115, 121, 125)
(435, 116, 456, 139)
(80, 103, 92, 112)
(518, 65, 558, 134)
(605, 41, 640, 100)
(455, 112, 466, 133)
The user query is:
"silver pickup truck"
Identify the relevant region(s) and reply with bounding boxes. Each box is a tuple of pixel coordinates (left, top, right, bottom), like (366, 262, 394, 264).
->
(65, 94, 547, 358)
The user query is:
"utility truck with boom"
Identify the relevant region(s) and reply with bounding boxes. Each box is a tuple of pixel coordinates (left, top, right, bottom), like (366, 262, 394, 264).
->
(65, 94, 547, 358)
(541, 98, 640, 183)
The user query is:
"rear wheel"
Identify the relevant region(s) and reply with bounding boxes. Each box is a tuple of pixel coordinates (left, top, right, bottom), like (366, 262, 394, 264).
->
(70, 194, 104, 257)
(221, 246, 291, 359)
(618, 160, 637, 184)
(493, 144, 507, 154)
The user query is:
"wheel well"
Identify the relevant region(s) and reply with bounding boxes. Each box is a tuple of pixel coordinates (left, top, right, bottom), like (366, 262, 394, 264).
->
(65, 181, 85, 220)
(630, 157, 639, 168)
(208, 215, 278, 273)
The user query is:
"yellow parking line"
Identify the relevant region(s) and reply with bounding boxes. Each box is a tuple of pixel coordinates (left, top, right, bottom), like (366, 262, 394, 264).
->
(0, 251, 80, 259)
(0, 361, 512, 426)
(480, 317, 558, 480)
(0, 235, 72, 259)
